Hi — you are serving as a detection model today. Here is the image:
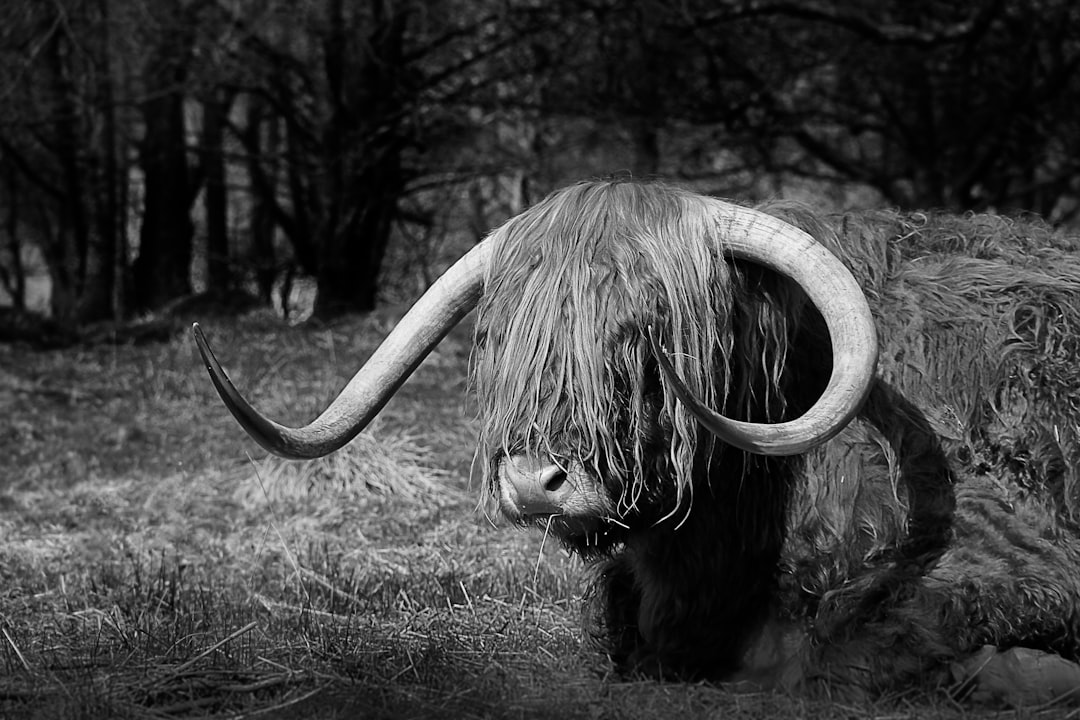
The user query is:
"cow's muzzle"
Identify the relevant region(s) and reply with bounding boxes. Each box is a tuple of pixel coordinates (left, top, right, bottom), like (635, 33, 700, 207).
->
(500, 456, 571, 516)
(496, 454, 614, 530)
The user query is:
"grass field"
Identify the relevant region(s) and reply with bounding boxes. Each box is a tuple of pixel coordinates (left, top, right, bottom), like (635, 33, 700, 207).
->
(0, 312, 1064, 719)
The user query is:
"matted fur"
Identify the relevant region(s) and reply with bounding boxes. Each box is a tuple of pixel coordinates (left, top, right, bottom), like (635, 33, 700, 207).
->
(782, 209, 1080, 693)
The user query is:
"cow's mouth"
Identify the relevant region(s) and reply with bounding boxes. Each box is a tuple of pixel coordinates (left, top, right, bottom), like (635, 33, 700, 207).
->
(527, 513, 602, 537)
(519, 512, 625, 554)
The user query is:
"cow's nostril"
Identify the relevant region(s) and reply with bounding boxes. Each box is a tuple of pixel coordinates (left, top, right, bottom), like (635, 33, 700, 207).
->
(543, 467, 567, 494)
(502, 459, 571, 516)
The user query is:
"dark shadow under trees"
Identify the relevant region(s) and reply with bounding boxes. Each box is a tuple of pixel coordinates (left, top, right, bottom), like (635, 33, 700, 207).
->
(0, 0, 1078, 330)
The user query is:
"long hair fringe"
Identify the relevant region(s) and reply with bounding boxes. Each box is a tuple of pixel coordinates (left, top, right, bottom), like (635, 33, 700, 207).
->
(472, 180, 749, 513)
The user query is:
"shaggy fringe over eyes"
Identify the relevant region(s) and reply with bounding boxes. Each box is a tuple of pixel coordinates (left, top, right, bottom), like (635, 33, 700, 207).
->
(472, 180, 741, 513)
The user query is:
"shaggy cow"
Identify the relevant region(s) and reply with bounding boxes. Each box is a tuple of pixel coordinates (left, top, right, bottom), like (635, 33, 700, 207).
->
(194, 179, 1080, 701)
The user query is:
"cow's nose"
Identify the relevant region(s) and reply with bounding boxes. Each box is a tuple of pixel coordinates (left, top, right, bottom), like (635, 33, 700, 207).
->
(502, 458, 569, 516)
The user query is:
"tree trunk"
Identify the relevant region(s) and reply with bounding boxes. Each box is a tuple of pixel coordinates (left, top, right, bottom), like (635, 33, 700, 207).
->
(245, 97, 278, 304)
(202, 90, 230, 295)
(1, 167, 26, 310)
(130, 0, 202, 313)
(311, 0, 406, 319)
(83, 0, 120, 321)
(133, 88, 194, 312)
(313, 158, 402, 317)
(44, 22, 90, 325)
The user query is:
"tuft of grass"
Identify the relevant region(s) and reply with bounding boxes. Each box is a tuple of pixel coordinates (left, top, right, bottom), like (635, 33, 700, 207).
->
(237, 429, 459, 508)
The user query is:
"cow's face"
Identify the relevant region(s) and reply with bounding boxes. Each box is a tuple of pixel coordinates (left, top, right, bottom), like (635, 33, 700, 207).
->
(466, 186, 877, 557)
(475, 304, 689, 555)
(470, 183, 740, 553)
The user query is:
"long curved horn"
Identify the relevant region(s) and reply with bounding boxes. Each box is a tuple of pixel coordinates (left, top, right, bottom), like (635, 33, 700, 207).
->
(193, 241, 491, 459)
(651, 198, 878, 456)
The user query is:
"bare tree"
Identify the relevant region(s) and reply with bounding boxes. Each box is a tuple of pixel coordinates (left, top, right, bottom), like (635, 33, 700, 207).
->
(670, 0, 1080, 215)
(0, 0, 131, 322)
(228, 0, 572, 317)
(131, 0, 210, 312)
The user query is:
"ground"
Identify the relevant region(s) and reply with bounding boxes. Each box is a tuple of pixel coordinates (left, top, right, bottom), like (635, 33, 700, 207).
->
(0, 313, 1065, 719)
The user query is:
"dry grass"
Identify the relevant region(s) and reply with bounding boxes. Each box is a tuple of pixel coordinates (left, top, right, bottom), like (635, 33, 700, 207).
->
(0, 311, 1062, 719)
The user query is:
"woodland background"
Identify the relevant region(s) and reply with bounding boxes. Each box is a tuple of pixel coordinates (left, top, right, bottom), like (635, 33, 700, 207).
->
(1, 0, 1079, 330)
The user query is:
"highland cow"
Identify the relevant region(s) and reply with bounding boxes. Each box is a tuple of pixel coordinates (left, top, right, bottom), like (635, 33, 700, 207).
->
(194, 179, 1080, 701)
